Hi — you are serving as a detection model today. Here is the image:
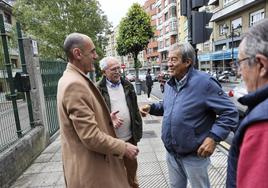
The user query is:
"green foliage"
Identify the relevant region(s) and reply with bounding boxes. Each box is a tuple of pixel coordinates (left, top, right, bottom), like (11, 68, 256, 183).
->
(116, 3, 154, 70)
(0, 25, 18, 69)
(13, 0, 111, 60)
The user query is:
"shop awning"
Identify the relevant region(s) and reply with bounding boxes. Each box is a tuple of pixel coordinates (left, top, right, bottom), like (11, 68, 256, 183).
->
(198, 48, 238, 62)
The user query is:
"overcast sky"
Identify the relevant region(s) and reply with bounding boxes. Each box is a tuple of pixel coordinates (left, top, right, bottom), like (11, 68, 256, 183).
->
(98, 0, 146, 28)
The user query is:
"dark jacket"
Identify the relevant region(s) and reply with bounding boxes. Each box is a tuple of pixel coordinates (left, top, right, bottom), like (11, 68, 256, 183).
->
(146, 73, 153, 87)
(96, 77, 143, 143)
(226, 85, 268, 188)
(150, 67, 238, 155)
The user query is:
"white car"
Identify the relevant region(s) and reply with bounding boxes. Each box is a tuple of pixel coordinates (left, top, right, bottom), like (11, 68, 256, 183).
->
(228, 82, 248, 117)
(138, 74, 146, 81)
(126, 73, 136, 82)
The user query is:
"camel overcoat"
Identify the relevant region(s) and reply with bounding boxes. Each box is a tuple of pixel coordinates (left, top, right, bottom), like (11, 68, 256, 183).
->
(57, 63, 130, 188)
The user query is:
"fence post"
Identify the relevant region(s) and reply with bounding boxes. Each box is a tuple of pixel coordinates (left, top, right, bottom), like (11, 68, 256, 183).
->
(16, 22, 35, 128)
(22, 38, 49, 141)
(0, 14, 22, 137)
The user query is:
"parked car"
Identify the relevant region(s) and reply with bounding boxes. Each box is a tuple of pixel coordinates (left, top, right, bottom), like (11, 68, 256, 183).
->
(228, 82, 248, 118)
(158, 72, 170, 93)
(126, 73, 136, 82)
(217, 70, 236, 82)
(138, 73, 146, 81)
(138, 73, 156, 82)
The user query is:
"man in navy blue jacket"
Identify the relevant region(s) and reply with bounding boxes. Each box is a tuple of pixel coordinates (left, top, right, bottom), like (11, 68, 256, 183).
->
(140, 42, 238, 188)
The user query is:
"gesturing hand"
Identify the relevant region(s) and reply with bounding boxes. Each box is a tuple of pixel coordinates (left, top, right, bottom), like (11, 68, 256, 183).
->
(140, 105, 150, 117)
(110, 111, 124, 129)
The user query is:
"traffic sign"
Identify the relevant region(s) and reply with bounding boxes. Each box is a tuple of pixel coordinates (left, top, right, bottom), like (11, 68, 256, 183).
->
(121, 64, 126, 69)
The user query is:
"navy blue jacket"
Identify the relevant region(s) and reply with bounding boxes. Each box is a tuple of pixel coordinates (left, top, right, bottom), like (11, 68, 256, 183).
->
(150, 67, 238, 155)
(226, 85, 268, 188)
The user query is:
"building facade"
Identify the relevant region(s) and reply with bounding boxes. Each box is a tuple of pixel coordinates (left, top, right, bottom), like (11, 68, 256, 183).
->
(155, 0, 178, 71)
(198, 0, 268, 74)
(143, 0, 160, 74)
(104, 26, 145, 74)
(0, 0, 20, 94)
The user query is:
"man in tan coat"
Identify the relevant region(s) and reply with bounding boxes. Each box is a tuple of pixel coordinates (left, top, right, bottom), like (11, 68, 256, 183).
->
(57, 33, 139, 188)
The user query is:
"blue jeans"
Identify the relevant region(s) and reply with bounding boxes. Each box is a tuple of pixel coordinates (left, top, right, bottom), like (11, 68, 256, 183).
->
(166, 152, 211, 188)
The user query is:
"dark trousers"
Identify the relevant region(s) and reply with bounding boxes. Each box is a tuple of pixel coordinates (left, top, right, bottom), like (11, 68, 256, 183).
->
(124, 137, 139, 188)
(147, 86, 152, 98)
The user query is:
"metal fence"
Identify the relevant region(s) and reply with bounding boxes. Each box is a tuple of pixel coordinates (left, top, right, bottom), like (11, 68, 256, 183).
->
(0, 16, 33, 152)
(40, 60, 67, 136)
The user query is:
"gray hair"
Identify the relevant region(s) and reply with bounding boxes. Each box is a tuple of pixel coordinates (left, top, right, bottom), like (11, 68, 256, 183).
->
(242, 18, 268, 63)
(99, 56, 120, 70)
(169, 42, 196, 65)
(63, 33, 88, 59)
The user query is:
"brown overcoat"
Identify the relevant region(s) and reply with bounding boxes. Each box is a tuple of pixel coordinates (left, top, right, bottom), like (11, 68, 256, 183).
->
(57, 63, 130, 188)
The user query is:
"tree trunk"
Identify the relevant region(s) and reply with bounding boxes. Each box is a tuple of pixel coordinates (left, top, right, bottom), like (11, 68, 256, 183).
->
(134, 53, 139, 82)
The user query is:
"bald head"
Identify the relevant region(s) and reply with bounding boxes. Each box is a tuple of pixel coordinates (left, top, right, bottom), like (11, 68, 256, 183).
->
(63, 33, 92, 60)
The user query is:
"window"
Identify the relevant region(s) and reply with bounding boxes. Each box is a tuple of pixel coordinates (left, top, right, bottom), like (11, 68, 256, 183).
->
(219, 24, 225, 36)
(160, 29, 163, 36)
(223, 0, 234, 6)
(159, 17, 162, 25)
(166, 25, 169, 33)
(164, 0, 168, 7)
(4, 12, 12, 24)
(165, 38, 170, 47)
(231, 18, 242, 29)
(170, 6, 177, 17)
(159, 41, 163, 49)
(170, 21, 177, 31)
(249, 9, 265, 26)
(158, 5, 161, 13)
(164, 12, 168, 21)
(150, 3, 154, 10)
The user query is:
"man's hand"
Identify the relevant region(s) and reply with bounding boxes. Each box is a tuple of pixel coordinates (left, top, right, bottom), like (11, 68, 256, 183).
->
(110, 111, 123, 129)
(140, 104, 150, 117)
(197, 137, 217, 158)
(124, 143, 139, 160)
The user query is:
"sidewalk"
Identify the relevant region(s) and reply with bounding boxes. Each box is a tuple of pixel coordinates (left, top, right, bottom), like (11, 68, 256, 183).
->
(11, 94, 228, 188)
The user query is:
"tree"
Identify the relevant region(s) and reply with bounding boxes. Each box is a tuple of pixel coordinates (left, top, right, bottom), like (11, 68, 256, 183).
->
(13, 0, 111, 61)
(116, 3, 154, 80)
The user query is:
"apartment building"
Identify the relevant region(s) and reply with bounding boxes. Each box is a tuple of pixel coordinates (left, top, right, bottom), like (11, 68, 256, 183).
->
(143, 0, 160, 74)
(155, 0, 178, 71)
(104, 26, 145, 73)
(198, 0, 268, 73)
(0, 0, 19, 94)
(176, 0, 188, 43)
(0, 0, 19, 68)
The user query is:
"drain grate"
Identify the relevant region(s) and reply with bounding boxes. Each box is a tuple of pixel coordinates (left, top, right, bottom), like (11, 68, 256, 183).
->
(144, 120, 161, 124)
(143, 130, 157, 139)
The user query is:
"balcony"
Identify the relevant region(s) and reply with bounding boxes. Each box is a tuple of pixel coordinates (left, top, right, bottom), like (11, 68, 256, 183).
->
(211, 0, 262, 21)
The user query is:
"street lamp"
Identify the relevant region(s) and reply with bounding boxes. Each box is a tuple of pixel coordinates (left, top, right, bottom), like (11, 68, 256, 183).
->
(223, 24, 242, 64)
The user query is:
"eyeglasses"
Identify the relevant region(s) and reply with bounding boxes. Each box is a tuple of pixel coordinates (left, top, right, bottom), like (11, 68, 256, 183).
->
(235, 56, 255, 68)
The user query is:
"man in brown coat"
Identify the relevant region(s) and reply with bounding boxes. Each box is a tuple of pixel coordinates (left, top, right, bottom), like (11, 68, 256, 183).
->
(57, 33, 139, 188)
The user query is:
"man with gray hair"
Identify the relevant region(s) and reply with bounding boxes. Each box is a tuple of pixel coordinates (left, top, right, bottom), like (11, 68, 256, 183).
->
(97, 56, 143, 188)
(140, 42, 238, 188)
(227, 18, 268, 188)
